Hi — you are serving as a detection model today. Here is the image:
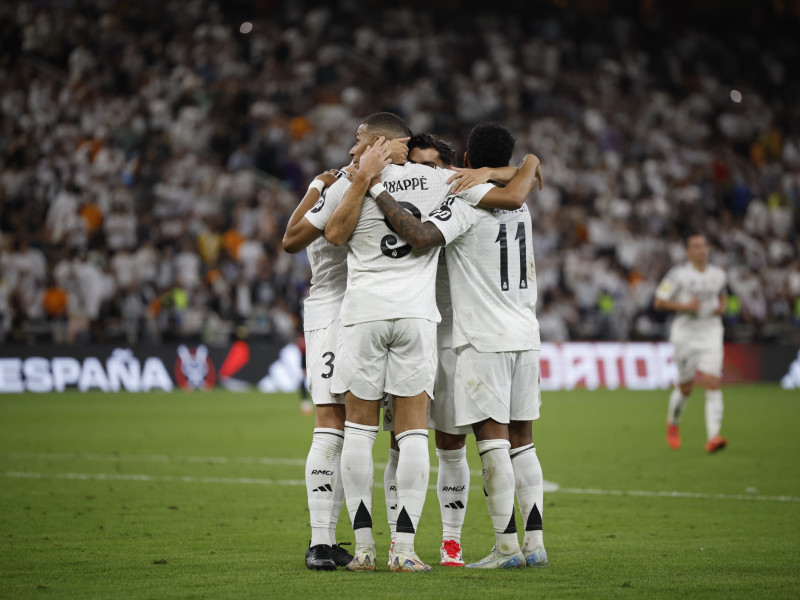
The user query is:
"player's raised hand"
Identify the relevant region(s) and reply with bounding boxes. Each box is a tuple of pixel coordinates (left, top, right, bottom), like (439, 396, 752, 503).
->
(446, 167, 492, 194)
(388, 137, 410, 164)
(314, 169, 339, 188)
(518, 154, 543, 191)
(357, 137, 392, 182)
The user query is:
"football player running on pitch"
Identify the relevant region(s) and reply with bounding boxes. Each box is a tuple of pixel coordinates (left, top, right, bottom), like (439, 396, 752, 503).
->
(654, 232, 729, 453)
(356, 123, 547, 569)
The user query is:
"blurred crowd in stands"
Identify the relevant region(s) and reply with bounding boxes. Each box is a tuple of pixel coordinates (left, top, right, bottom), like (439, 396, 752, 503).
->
(0, 0, 798, 346)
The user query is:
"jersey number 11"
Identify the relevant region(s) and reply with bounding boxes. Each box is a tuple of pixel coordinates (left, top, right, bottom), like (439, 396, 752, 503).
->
(495, 222, 528, 291)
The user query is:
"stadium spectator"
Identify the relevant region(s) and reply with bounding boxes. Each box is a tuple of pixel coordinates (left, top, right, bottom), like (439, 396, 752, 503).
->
(0, 0, 797, 347)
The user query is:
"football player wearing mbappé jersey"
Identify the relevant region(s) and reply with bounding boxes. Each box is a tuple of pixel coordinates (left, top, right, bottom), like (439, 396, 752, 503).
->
(318, 113, 459, 573)
(282, 123, 409, 571)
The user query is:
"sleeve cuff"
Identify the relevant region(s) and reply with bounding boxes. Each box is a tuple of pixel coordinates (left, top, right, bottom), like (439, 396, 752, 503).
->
(368, 182, 386, 199)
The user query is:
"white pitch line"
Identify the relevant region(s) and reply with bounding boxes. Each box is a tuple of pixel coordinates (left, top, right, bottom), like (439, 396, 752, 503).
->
(2, 471, 797, 502)
(1, 452, 477, 477)
(556, 487, 800, 503)
(3, 471, 305, 486)
(4, 452, 308, 467)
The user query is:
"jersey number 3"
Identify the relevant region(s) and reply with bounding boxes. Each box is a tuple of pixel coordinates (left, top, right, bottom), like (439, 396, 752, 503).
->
(495, 222, 528, 291)
(321, 352, 335, 379)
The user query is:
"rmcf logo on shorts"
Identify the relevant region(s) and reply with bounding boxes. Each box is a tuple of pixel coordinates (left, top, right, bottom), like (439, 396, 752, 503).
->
(174, 345, 216, 391)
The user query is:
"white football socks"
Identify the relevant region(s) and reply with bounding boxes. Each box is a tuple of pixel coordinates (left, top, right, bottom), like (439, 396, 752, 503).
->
(705, 389, 724, 440)
(384, 447, 399, 545)
(476, 438, 520, 555)
(394, 429, 430, 554)
(510, 443, 544, 552)
(667, 388, 690, 425)
(305, 428, 344, 547)
(330, 454, 345, 546)
(436, 447, 469, 543)
(341, 421, 379, 550)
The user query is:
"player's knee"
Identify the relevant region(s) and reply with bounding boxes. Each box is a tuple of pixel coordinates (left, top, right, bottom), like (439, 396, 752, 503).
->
(472, 418, 509, 442)
(508, 420, 532, 448)
(315, 403, 346, 429)
(344, 392, 381, 426)
(435, 430, 466, 450)
(679, 382, 693, 396)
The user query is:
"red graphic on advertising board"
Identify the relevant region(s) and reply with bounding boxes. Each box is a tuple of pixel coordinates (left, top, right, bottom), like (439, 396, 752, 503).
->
(218, 340, 251, 391)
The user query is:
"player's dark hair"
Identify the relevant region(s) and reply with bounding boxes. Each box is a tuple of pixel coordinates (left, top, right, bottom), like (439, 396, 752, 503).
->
(408, 133, 456, 167)
(466, 122, 515, 169)
(683, 231, 706, 247)
(362, 112, 412, 139)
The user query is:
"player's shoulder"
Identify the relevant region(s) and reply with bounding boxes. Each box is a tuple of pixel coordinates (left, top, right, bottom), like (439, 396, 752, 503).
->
(707, 264, 727, 284)
(659, 262, 686, 283)
(490, 201, 530, 217)
(384, 162, 454, 178)
(326, 176, 351, 195)
(707, 264, 726, 277)
(672, 261, 693, 275)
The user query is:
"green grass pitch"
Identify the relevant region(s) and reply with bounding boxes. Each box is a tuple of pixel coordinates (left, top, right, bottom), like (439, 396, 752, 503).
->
(1, 386, 798, 599)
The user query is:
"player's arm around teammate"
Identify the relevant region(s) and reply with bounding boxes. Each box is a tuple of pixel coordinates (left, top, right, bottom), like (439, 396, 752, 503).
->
(282, 167, 352, 253)
(447, 158, 543, 202)
(355, 139, 540, 251)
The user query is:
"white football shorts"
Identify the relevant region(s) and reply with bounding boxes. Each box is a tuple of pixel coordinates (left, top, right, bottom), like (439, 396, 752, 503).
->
(673, 342, 724, 383)
(331, 318, 437, 401)
(454, 345, 541, 427)
(429, 345, 472, 435)
(305, 320, 344, 406)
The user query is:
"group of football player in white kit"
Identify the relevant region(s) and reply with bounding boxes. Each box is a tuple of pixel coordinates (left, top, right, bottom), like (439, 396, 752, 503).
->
(283, 112, 728, 573)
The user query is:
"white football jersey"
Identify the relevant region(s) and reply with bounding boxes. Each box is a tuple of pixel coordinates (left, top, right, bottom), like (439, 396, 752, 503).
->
(309, 163, 460, 326)
(301, 178, 350, 331)
(655, 262, 726, 347)
(435, 249, 453, 348)
(429, 192, 540, 352)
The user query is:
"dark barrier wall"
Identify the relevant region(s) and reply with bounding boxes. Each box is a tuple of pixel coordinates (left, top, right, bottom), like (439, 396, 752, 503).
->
(0, 342, 796, 393)
(0, 340, 295, 393)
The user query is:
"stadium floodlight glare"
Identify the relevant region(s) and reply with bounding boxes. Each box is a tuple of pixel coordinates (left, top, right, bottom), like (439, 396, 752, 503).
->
(240, 21, 253, 34)
(730, 89, 742, 103)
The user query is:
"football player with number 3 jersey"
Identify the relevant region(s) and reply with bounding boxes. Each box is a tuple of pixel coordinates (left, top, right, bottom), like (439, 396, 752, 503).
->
(654, 233, 729, 453)
(282, 168, 354, 571)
